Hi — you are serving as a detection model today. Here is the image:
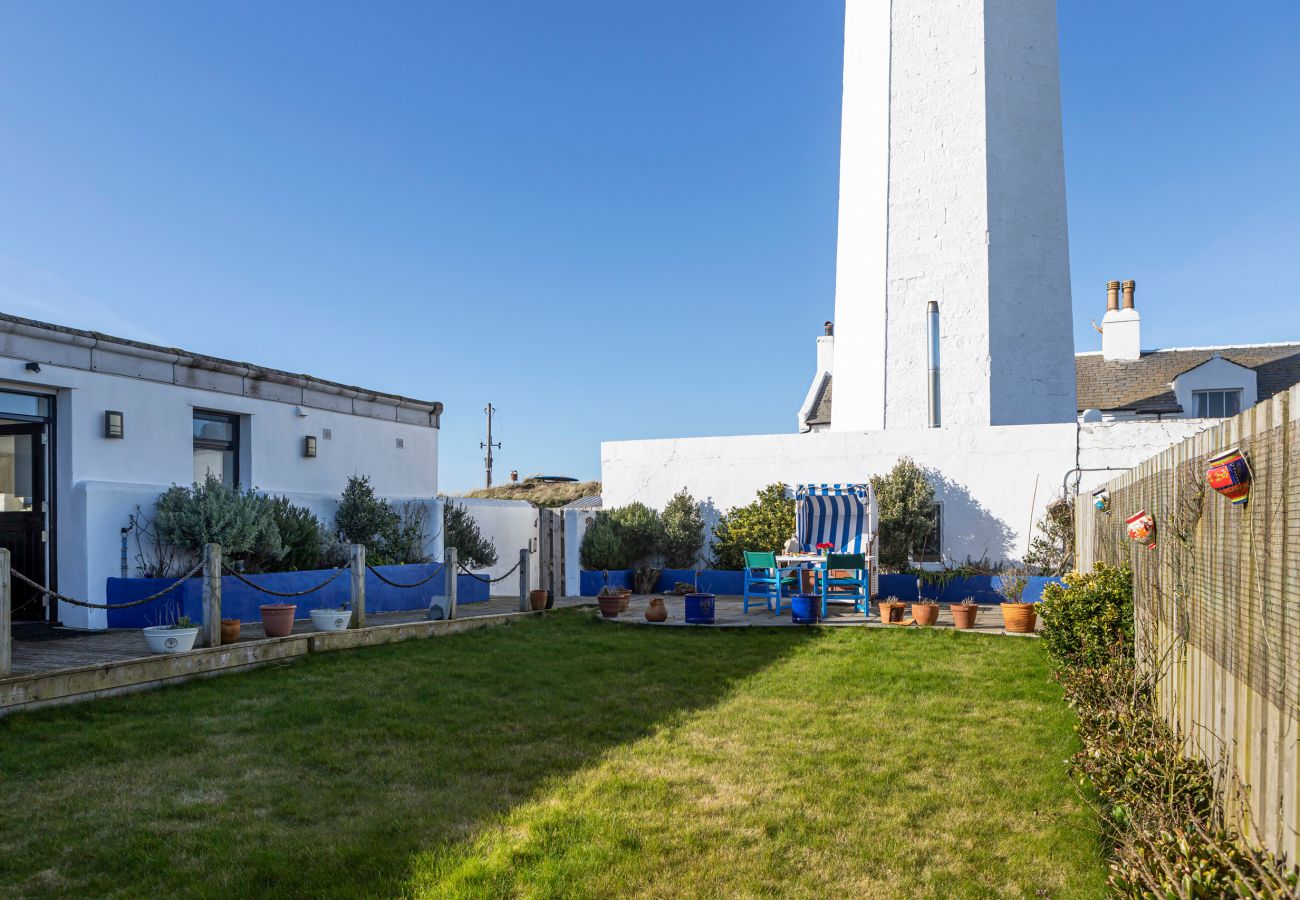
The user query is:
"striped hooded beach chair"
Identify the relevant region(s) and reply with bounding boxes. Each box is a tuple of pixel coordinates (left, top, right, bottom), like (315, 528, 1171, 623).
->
(795, 483, 881, 603)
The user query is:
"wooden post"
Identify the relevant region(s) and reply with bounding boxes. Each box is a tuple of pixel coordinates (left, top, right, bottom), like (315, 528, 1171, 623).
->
(447, 547, 458, 620)
(350, 544, 366, 629)
(518, 548, 530, 612)
(0, 548, 11, 677)
(201, 543, 222, 648)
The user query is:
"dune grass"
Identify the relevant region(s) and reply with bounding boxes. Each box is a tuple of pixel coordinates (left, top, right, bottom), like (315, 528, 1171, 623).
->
(0, 611, 1105, 898)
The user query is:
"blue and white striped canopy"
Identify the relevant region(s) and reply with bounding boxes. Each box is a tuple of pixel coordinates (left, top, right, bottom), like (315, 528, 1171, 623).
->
(795, 483, 879, 554)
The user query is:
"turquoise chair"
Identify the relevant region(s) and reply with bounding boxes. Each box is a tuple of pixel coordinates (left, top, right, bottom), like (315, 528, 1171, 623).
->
(818, 552, 869, 617)
(742, 551, 797, 614)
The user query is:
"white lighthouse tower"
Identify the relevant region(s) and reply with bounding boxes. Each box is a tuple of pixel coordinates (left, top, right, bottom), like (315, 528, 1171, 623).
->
(830, 0, 1077, 431)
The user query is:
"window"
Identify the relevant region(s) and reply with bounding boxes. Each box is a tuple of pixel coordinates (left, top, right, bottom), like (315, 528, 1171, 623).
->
(193, 411, 240, 487)
(912, 503, 942, 563)
(1193, 389, 1242, 419)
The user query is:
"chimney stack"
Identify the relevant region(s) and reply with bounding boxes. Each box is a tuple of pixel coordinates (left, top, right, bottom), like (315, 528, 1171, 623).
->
(1101, 279, 1141, 361)
(816, 321, 835, 375)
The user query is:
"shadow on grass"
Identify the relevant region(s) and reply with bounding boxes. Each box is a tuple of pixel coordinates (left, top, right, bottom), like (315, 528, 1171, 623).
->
(0, 610, 816, 898)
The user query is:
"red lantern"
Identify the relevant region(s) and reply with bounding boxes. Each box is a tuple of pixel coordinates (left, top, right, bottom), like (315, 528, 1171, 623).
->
(1206, 448, 1251, 505)
(1126, 510, 1156, 549)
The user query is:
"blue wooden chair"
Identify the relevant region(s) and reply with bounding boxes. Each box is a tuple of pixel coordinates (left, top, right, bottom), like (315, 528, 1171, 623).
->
(818, 552, 869, 617)
(743, 551, 797, 614)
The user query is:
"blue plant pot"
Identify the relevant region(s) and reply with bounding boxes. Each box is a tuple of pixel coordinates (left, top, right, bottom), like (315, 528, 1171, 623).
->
(791, 594, 821, 625)
(684, 593, 715, 625)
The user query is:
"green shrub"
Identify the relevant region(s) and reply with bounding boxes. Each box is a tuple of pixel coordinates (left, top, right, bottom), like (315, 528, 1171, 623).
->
(154, 475, 279, 561)
(444, 501, 498, 570)
(1038, 563, 1134, 667)
(1025, 499, 1074, 575)
(607, 502, 664, 568)
(870, 457, 937, 571)
(247, 496, 322, 572)
(580, 511, 627, 571)
(710, 483, 794, 571)
(335, 475, 399, 560)
(660, 489, 705, 569)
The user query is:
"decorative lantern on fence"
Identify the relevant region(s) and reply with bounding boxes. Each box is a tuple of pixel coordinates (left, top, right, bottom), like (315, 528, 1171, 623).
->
(1092, 488, 1110, 513)
(1206, 447, 1252, 505)
(1126, 510, 1157, 549)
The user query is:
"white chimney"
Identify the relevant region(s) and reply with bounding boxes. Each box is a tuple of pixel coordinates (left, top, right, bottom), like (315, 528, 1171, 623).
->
(817, 320, 835, 373)
(1102, 279, 1140, 361)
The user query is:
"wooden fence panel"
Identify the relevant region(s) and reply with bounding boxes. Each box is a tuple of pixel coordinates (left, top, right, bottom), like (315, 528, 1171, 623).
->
(1074, 383, 1299, 859)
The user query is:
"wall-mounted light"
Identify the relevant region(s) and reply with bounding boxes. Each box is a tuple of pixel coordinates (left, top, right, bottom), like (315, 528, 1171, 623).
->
(104, 410, 124, 439)
(25, 362, 41, 373)
(304, 435, 317, 458)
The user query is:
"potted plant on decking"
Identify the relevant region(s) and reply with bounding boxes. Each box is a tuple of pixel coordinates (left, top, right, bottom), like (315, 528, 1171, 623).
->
(998, 567, 1036, 633)
(143, 613, 200, 654)
(311, 599, 351, 633)
(950, 596, 979, 630)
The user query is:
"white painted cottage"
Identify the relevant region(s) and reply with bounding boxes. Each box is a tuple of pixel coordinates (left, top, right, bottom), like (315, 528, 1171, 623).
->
(600, 0, 1300, 564)
(0, 313, 442, 629)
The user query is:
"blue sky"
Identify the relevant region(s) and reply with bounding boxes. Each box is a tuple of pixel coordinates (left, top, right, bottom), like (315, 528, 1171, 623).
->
(2, 1, 1297, 492)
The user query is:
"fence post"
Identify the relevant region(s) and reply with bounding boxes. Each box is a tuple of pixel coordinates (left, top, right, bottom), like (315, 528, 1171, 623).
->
(350, 544, 366, 629)
(447, 547, 458, 620)
(0, 548, 10, 677)
(518, 548, 530, 613)
(201, 543, 222, 648)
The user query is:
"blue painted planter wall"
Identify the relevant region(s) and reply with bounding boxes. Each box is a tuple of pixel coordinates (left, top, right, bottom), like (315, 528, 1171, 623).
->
(106, 564, 489, 628)
(580, 570, 1061, 604)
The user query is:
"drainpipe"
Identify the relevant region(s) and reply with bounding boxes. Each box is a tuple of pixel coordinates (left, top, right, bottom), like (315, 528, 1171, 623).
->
(927, 301, 941, 428)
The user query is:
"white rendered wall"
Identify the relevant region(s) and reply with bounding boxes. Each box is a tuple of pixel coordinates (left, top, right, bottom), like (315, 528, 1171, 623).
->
(0, 358, 438, 628)
(602, 419, 1215, 566)
(831, 0, 1075, 431)
(449, 497, 539, 595)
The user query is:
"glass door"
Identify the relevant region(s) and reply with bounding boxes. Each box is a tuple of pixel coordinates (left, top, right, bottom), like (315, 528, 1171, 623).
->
(0, 423, 48, 621)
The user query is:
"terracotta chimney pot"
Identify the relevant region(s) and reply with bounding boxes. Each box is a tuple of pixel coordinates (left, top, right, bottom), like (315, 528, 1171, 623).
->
(1106, 281, 1120, 312)
(1122, 280, 1136, 310)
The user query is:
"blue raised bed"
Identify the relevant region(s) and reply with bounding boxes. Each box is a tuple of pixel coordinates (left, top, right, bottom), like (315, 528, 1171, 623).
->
(790, 594, 821, 625)
(684, 593, 716, 625)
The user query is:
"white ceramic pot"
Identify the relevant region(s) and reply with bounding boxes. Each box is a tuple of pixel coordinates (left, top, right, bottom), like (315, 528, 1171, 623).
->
(310, 608, 352, 632)
(143, 625, 199, 654)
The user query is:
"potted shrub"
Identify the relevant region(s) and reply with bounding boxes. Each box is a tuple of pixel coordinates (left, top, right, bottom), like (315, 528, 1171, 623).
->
(911, 599, 939, 626)
(596, 585, 622, 619)
(950, 597, 979, 629)
(998, 568, 1036, 633)
(260, 603, 297, 637)
(143, 615, 200, 654)
(310, 602, 351, 633)
(877, 596, 906, 624)
(633, 564, 661, 595)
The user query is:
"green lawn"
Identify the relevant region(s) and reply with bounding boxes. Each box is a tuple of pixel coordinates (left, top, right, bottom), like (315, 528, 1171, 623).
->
(0, 611, 1106, 898)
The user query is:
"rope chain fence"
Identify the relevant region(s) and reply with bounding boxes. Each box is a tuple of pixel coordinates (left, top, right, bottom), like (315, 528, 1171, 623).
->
(366, 563, 445, 589)
(219, 563, 348, 598)
(9, 561, 204, 610)
(457, 559, 522, 584)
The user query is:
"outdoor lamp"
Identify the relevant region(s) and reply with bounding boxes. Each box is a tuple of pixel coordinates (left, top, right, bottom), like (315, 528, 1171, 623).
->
(104, 410, 124, 439)
(304, 435, 317, 458)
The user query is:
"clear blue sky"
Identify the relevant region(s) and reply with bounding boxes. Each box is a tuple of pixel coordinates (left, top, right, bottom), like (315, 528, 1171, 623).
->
(2, 2, 1297, 492)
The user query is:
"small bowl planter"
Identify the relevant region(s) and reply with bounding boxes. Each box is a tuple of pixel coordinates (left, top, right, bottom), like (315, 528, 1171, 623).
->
(949, 603, 979, 630)
(220, 618, 241, 644)
(790, 594, 821, 625)
(911, 601, 939, 626)
(877, 599, 906, 625)
(1000, 603, 1038, 634)
(529, 589, 548, 611)
(143, 624, 199, 654)
(684, 592, 715, 625)
(259, 603, 297, 638)
(310, 608, 351, 633)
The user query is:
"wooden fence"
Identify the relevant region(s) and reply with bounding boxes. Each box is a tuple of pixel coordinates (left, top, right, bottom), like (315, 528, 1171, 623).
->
(1075, 382, 1298, 859)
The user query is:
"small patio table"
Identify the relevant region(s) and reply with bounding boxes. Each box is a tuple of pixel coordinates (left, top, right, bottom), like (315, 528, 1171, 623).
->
(776, 554, 825, 595)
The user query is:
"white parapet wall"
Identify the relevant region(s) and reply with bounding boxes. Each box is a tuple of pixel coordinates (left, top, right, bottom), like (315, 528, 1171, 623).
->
(602, 419, 1217, 565)
(444, 497, 539, 594)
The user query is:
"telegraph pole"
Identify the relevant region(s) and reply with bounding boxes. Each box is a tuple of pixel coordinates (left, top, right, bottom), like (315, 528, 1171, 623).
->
(480, 403, 501, 488)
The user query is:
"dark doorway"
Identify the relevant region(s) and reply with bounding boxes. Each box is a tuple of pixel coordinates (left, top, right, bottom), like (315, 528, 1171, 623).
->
(0, 414, 50, 622)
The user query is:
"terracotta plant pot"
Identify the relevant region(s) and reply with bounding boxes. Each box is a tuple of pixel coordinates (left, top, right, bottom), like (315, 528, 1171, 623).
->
(950, 604, 979, 630)
(529, 589, 548, 611)
(1000, 603, 1038, 634)
(911, 602, 940, 626)
(877, 600, 906, 625)
(645, 597, 668, 623)
(617, 589, 631, 612)
(220, 618, 241, 644)
(597, 595, 622, 618)
(259, 603, 296, 638)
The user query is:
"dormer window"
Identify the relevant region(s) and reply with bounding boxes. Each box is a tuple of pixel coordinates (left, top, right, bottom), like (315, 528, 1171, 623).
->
(1192, 389, 1242, 418)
